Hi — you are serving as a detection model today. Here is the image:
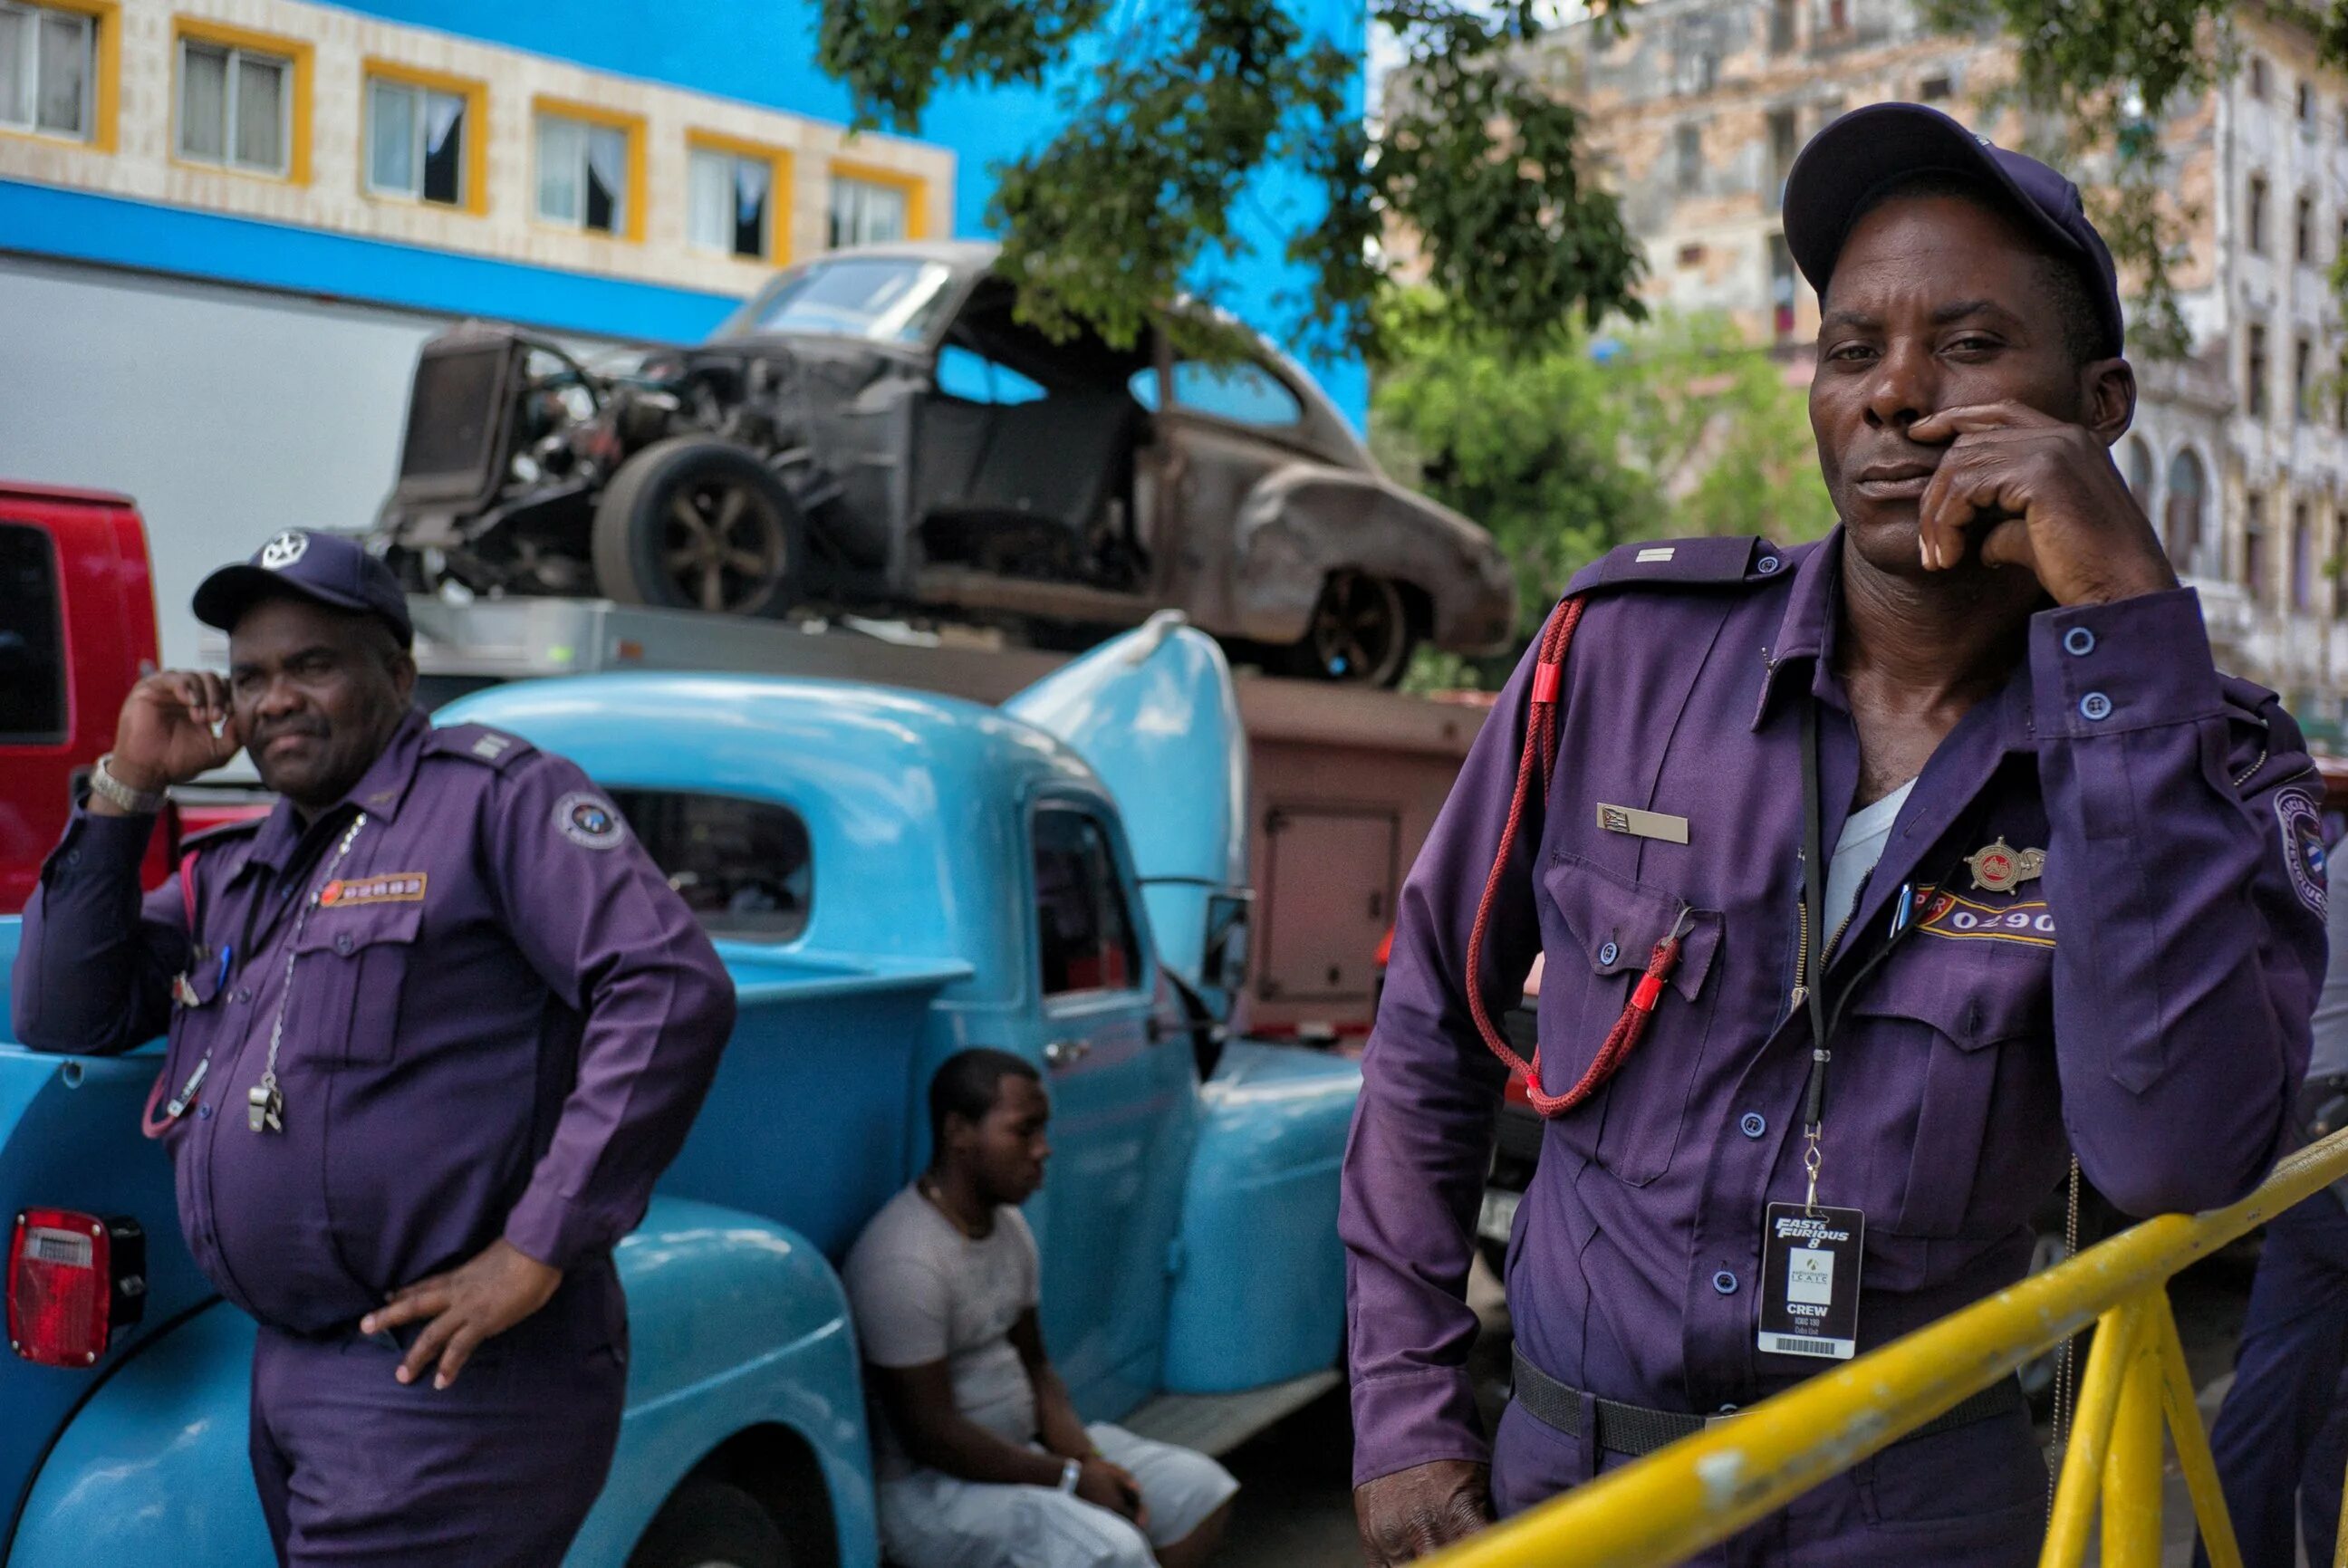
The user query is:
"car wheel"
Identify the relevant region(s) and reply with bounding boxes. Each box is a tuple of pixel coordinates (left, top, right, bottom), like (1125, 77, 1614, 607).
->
(1285, 571, 1415, 687)
(625, 1477, 790, 1568)
(593, 437, 806, 616)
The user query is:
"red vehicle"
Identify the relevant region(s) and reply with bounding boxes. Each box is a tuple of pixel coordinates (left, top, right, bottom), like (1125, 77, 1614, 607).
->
(0, 484, 171, 914)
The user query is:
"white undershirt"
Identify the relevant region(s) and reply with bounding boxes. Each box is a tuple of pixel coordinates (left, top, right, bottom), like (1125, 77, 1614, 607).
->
(1824, 780, 1916, 947)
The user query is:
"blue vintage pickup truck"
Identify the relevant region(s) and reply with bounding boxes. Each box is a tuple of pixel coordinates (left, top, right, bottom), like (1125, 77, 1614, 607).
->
(0, 616, 1362, 1566)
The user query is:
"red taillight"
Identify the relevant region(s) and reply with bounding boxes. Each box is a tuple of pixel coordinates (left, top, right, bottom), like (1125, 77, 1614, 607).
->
(8, 1209, 145, 1368)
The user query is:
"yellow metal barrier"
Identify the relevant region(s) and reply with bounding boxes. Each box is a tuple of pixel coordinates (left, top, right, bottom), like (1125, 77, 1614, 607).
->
(1422, 1126, 2348, 1568)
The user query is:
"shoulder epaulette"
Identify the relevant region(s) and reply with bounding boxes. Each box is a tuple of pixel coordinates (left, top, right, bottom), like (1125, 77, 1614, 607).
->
(422, 723, 537, 771)
(1564, 535, 1802, 598)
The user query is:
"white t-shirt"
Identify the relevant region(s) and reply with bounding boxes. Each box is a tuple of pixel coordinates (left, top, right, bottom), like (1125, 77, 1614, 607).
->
(1824, 780, 1915, 948)
(842, 1184, 1042, 1478)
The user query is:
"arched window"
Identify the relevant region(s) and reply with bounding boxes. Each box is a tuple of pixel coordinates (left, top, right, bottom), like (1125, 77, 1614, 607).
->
(2164, 448, 2207, 572)
(2123, 437, 2154, 509)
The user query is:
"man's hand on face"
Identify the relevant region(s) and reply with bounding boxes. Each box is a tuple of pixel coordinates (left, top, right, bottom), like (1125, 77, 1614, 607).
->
(1909, 401, 2180, 608)
(360, 1238, 563, 1390)
(101, 671, 245, 806)
(1354, 1458, 1494, 1565)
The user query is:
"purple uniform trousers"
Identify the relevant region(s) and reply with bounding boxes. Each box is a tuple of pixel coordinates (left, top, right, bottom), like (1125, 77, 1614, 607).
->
(250, 1259, 628, 1567)
(1342, 531, 2324, 1565)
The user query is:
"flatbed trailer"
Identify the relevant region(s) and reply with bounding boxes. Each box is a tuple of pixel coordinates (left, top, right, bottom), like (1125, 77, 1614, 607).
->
(397, 596, 1489, 1041)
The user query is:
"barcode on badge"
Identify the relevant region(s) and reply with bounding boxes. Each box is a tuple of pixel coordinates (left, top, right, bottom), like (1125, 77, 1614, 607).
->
(1758, 1332, 1853, 1360)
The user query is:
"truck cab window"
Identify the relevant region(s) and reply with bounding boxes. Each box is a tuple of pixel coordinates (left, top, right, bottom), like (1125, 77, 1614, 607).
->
(0, 523, 66, 745)
(604, 788, 812, 940)
(1034, 807, 1142, 996)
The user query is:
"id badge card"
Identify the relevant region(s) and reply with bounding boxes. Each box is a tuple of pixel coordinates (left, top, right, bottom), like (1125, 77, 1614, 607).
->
(1757, 1202, 1864, 1361)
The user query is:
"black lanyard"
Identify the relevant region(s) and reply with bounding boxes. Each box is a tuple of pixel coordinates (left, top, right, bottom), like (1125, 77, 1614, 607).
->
(1796, 694, 1982, 1207)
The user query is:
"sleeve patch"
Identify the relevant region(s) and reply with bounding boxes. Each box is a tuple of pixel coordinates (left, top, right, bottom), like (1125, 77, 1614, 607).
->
(2276, 785, 2328, 916)
(557, 792, 629, 851)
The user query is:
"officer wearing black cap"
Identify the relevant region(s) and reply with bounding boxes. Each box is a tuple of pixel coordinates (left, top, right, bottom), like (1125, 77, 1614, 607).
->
(13, 528, 736, 1565)
(1344, 103, 2318, 1565)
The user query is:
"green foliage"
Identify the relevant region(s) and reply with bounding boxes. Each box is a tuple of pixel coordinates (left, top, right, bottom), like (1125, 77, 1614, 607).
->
(813, 0, 1644, 361)
(1373, 299, 1835, 688)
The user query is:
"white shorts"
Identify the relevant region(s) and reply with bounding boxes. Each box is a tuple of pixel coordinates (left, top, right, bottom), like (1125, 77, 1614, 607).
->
(876, 1422, 1240, 1568)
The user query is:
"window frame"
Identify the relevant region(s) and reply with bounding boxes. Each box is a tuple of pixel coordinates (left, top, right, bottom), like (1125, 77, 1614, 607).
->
(827, 160, 926, 249)
(0, 519, 69, 746)
(531, 96, 645, 241)
(171, 19, 306, 182)
(1028, 798, 1149, 1005)
(0, 0, 106, 145)
(601, 786, 814, 943)
(687, 130, 790, 263)
(362, 61, 486, 213)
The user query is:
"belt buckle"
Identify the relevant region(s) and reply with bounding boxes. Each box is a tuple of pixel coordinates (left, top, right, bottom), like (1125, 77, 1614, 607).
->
(1704, 1407, 1743, 1430)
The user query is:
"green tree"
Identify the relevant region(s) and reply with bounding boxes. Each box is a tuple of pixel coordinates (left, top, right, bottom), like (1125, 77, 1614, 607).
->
(1373, 303, 1834, 688)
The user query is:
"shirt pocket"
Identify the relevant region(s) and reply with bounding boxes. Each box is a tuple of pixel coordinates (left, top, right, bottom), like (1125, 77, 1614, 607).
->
(291, 900, 423, 1067)
(1535, 853, 1725, 1186)
(1846, 942, 2051, 1238)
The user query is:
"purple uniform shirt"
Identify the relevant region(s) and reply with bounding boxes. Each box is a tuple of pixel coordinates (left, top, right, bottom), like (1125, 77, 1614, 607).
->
(11, 710, 736, 1333)
(1343, 532, 2324, 1495)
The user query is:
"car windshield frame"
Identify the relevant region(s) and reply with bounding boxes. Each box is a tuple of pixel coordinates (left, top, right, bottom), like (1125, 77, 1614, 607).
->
(715, 255, 962, 347)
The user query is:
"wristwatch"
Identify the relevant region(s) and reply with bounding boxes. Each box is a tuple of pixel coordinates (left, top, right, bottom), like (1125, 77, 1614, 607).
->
(90, 754, 166, 815)
(1058, 1458, 1082, 1495)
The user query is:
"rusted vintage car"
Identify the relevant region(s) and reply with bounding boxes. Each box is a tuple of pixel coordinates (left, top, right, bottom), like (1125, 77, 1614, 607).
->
(371, 242, 1516, 684)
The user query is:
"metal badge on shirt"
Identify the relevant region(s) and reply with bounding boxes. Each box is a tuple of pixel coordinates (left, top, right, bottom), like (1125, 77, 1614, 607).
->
(1758, 1203, 1865, 1361)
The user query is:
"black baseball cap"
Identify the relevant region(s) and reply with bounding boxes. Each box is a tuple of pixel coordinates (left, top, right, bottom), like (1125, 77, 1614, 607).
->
(193, 529, 414, 649)
(1783, 101, 2125, 357)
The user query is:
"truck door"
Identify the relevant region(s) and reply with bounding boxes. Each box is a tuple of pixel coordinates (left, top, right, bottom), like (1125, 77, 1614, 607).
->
(1025, 799, 1196, 1419)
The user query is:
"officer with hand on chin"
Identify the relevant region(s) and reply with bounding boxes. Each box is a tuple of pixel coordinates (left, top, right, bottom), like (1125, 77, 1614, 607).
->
(11, 529, 736, 1566)
(1343, 104, 2324, 1564)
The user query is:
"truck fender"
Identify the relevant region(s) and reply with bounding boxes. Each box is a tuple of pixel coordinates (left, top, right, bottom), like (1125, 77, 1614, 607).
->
(1160, 1041, 1362, 1394)
(9, 1198, 877, 1568)
(1227, 467, 1516, 654)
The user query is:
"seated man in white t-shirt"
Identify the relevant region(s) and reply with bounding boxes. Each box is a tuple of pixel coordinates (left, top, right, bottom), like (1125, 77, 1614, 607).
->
(844, 1048, 1239, 1568)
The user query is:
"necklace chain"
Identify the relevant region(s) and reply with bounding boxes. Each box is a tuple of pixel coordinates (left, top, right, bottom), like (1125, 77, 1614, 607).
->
(253, 812, 367, 1130)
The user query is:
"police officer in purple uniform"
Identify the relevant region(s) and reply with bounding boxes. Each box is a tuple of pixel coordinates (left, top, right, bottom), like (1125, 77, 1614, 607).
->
(11, 530, 736, 1565)
(1343, 105, 2325, 1564)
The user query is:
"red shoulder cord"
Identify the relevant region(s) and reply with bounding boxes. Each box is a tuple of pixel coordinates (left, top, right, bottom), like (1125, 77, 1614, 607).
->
(1462, 596, 1693, 1119)
(140, 847, 205, 1140)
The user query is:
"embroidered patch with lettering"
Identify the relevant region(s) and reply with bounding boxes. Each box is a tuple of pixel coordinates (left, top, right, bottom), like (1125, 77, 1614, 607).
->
(320, 872, 427, 908)
(2276, 786, 2328, 917)
(1916, 889, 2055, 948)
(557, 792, 627, 850)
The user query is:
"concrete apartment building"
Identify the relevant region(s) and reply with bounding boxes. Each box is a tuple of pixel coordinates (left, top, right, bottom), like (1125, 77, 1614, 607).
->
(1526, 0, 2348, 722)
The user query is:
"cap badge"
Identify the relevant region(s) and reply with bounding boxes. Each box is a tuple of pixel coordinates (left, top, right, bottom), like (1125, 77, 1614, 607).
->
(1964, 836, 2045, 894)
(259, 531, 309, 571)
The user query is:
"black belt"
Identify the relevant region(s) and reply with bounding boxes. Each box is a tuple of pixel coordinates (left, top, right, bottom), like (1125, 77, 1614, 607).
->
(1510, 1345, 2026, 1458)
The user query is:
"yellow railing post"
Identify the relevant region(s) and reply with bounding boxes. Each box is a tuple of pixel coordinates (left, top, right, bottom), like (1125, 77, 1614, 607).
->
(2103, 1301, 2167, 1563)
(2334, 1455, 2348, 1568)
(2152, 1291, 2242, 1568)
(2044, 1300, 2143, 1568)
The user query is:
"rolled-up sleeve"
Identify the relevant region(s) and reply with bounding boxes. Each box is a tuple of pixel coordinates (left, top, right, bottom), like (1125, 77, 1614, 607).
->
(486, 756, 737, 1272)
(2033, 587, 2324, 1217)
(1340, 643, 1536, 1485)
(10, 809, 183, 1056)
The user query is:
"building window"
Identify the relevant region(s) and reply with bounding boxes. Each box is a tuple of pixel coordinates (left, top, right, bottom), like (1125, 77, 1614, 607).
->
(829, 173, 909, 248)
(1768, 231, 1796, 341)
(2123, 436, 2153, 507)
(1767, 108, 1798, 213)
(2164, 447, 2205, 569)
(2247, 176, 2268, 254)
(0, 2, 93, 141)
(535, 109, 631, 236)
(2293, 502, 2314, 611)
(1920, 74, 1952, 102)
(1675, 123, 1702, 194)
(177, 34, 290, 175)
(2297, 81, 2314, 130)
(1824, 0, 1848, 33)
(366, 74, 471, 207)
(2295, 335, 2313, 421)
(2245, 492, 2266, 602)
(688, 142, 777, 260)
(2247, 322, 2269, 418)
(1769, 0, 1798, 52)
(2296, 194, 2314, 265)
(1678, 242, 1707, 267)
(2248, 55, 2268, 100)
